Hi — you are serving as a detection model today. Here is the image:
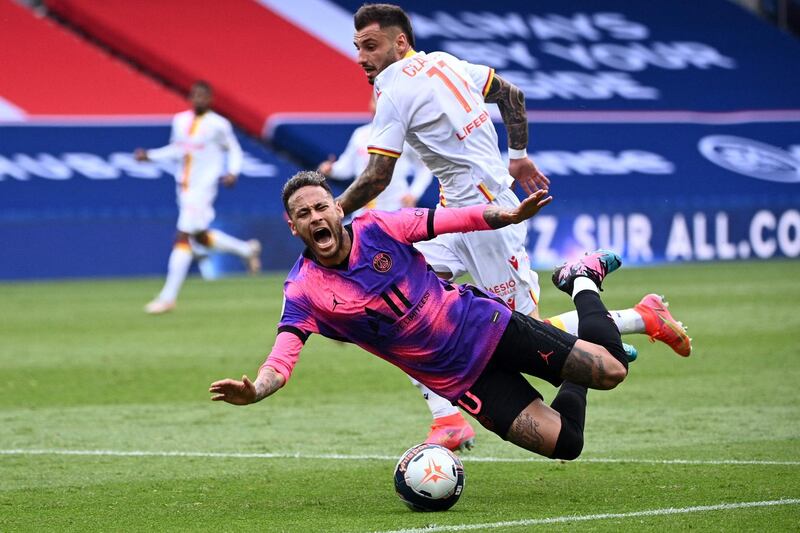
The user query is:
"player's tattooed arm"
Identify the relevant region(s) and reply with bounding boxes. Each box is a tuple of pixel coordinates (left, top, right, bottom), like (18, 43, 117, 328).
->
(209, 367, 285, 405)
(482, 189, 553, 228)
(484, 74, 528, 151)
(253, 367, 286, 401)
(337, 154, 397, 215)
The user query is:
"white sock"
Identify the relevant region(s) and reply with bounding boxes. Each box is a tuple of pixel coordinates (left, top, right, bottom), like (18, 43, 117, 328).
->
(189, 238, 216, 280)
(197, 256, 217, 280)
(409, 376, 458, 419)
(550, 308, 644, 335)
(209, 229, 252, 257)
(571, 276, 599, 299)
(610, 308, 645, 334)
(157, 245, 193, 302)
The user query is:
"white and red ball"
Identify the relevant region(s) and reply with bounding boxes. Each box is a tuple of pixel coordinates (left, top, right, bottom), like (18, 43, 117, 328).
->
(394, 443, 465, 512)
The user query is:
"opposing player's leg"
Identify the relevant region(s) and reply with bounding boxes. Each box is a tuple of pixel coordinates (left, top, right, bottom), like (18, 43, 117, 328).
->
(206, 229, 262, 274)
(412, 234, 476, 451)
(189, 237, 216, 281)
(634, 294, 692, 356)
(145, 231, 192, 314)
(546, 294, 691, 357)
(409, 377, 475, 452)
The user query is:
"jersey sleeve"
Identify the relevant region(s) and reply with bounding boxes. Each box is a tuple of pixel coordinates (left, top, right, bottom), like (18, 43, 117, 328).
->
(367, 90, 405, 158)
(220, 118, 243, 176)
(277, 283, 318, 337)
(461, 59, 495, 98)
(260, 330, 304, 383)
(371, 205, 492, 244)
(365, 205, 492, 244)
(369, 208, 432, 244)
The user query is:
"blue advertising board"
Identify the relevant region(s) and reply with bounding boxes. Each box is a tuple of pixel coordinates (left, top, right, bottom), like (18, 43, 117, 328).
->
(0, 123, 301, 279)
(332, 0, 800, 112)
(270, 0, 800, 269)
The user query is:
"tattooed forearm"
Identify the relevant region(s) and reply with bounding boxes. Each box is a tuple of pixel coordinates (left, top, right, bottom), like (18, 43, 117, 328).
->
(482, 206, 512, 229)
(254, 368, 285, 401)
(508, 411, 546, 453)
(484, 74, 528, 150)
(562, 345, 606, 387)
(337, 154, 396, 215)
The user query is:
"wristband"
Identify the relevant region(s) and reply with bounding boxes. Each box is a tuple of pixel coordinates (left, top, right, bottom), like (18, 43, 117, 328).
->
(508, 148, 527, 160)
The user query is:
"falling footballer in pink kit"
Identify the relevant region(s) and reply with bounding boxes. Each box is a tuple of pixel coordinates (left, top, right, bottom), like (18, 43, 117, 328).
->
(270, 207, 511, 401)
(210, 171, 670, 462)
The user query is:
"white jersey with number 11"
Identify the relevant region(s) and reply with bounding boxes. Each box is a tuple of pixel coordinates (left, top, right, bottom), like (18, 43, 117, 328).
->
(368, 51, 513, 207)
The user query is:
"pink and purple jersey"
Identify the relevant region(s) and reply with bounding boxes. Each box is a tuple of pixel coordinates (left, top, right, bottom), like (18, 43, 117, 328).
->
(266, 207, 512, 401)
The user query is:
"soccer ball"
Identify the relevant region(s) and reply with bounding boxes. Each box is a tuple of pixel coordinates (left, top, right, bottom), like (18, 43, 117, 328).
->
(393, 443, 465, 512)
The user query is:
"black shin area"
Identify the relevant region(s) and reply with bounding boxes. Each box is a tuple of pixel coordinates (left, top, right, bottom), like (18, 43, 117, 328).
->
(549, 382, 588, 460)
(573, 290, 628, 370)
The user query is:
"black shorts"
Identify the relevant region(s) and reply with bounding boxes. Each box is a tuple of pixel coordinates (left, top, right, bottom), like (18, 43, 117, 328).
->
(457, 312, 578, 438)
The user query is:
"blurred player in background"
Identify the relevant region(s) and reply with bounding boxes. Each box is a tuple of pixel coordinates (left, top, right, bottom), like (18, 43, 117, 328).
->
(317, 96, 433, 216)
(134, 80, 262, 314)
(338, 4, 692, 450)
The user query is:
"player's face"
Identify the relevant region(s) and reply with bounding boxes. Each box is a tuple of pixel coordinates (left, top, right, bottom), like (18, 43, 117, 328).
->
(287, 186, 348, 266)
(354, 22, 404, 85)
(190, 86, 212, 114)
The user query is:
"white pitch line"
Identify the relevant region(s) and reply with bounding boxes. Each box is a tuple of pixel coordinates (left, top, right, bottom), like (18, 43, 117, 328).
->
(0, 449, 799, 466)
(376, 499, 800, 533)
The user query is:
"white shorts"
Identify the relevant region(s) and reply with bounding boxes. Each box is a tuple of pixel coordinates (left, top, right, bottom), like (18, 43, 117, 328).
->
(413, 189, 541, 315)
(176, 189, 216, 234)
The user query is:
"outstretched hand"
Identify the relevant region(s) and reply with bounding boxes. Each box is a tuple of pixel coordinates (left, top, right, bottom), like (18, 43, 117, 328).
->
(509, 157, 549, 195)
(508, 189, 553, 224)
(209, 375, 257, 405)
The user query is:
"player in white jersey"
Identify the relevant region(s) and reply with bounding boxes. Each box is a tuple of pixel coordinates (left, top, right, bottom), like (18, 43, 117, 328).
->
(135, 80, 262, 314)
(338, 4, 692, 451)
(318, 97, 433, 215)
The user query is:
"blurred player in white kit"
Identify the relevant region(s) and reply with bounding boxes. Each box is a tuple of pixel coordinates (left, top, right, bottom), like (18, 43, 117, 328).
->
(317, 96, 433, 215)
(135, 80, 261, 314)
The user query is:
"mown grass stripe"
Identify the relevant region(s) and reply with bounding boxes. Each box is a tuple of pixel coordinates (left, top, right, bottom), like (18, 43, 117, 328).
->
(377, 499, 800, 533)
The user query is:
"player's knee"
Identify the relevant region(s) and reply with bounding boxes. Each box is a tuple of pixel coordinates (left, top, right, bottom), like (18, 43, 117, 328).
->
(550, 420, 584, 461)
(194, 230, 211, 246)
(174, 232, 190, 245)
(594, 348, 627, 390)
(607, 356, 628, 388)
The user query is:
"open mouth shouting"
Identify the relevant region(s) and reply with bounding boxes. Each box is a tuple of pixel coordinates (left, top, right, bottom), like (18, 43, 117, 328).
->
(312, 225, 334, 251)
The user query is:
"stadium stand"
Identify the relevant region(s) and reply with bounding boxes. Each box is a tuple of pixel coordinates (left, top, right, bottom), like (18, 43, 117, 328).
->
(0, 0, 184, 118)
(43, 0, 373, 137)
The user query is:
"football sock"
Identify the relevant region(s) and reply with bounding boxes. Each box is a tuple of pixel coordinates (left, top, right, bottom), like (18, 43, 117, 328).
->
(573, 287, 629, 370)
(157, 244, 193, 302)
(190, 238, 215, 280)
(547, 307, 645, 335)
(550, 381, 588, 460)
(208, 229, 252, 257)
(410, 377, 459, 419)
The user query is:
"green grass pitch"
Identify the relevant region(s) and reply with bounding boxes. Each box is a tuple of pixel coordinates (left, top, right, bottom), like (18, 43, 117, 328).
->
(1, 260, 799, 531)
